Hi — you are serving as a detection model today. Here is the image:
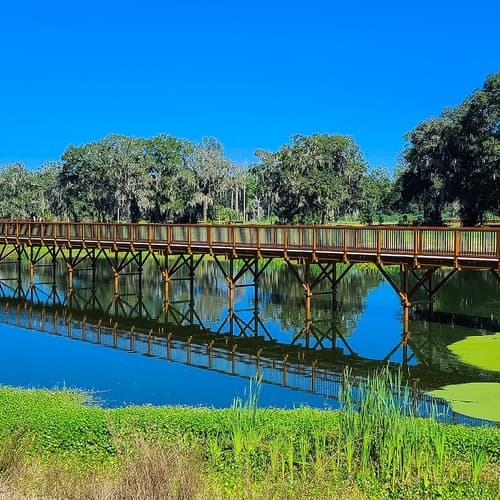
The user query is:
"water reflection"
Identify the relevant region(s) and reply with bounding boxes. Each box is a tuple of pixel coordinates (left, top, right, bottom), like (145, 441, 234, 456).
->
(0, 255, 499, 418)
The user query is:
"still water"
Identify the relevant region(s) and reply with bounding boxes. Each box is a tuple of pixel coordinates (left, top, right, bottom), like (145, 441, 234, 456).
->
(0, 256, 498, 412)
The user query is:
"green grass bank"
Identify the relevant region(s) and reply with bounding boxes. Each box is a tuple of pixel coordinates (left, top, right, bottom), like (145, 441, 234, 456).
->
(1, 378, 499, 499)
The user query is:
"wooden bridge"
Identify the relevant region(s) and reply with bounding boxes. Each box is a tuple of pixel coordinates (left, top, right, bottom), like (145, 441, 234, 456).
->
(1, 220, 499, 268)
(1, 220, 499, 336)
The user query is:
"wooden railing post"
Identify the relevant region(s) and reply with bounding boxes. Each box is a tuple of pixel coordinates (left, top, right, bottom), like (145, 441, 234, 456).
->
(343, 228, 347, 261)
(496, 229, 500, 266)
(147, 224, 153, 245)
(454, 229, 460, 268)
(167, 224, 172, 247)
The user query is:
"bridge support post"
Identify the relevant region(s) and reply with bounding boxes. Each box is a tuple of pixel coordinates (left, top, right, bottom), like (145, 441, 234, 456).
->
(16, 246, 22, 293)
(402, 264, 410, 334)
(112, 251, 120, 298)
(376, 263, 412, 336)
(304, 262, 312, 324)
(112, 269, 120, 298)
(332, 263, 337, 310)
(67, 263, 74, 293)
(228, 258, 235, 336)
(162, 268, 170, 308)
(285, 259, 353, 324)
(377, 264, 460, 347)
(28, 260, 35, 288)
(151, 253, 203, 313)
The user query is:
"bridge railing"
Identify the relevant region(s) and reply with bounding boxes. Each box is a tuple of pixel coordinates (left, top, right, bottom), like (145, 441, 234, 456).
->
(1, 221, 499, 264)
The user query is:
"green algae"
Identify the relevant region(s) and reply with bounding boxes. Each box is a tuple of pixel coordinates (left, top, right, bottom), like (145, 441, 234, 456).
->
(434, 334, 500, 421)
(447, 333, 500, 372)
(429, 382, 500, 422)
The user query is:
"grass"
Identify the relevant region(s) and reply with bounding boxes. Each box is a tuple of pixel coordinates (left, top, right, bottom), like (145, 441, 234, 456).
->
(428, 382, 500, 422)
(0, 372, 499, 499)
(447, 333, 500, 372)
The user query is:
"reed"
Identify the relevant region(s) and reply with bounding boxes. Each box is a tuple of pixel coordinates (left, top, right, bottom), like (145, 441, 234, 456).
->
(229, 376, 262, 465)
(470, 445, 488, 484)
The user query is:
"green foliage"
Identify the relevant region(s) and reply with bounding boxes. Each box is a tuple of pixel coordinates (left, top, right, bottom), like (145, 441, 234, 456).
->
(359, 166, 395, 224)
(3, 76, 500, 227)
(397, 71, 500, 226)
(143, 134, 195, 222)
(0, 162, 60, 219)
(0, 387, 114, 461)
(0, 132, 402, 225)
(255, 134, 368, 223)
(59, 135, 153, 222)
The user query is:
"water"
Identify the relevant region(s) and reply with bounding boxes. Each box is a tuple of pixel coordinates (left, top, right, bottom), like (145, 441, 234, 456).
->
(0, 256, 498, 414)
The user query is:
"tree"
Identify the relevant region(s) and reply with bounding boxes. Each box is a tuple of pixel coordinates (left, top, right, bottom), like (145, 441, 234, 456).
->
(0, 163, 36, 218)
(360, 166, 394, 224)
(59, 135, 153, 222)
(0, 162, 61, 220)
(143, 135, 194, 222)
(32, 162, 62, 218)
(398, 116, 453, 225)
(398, 72, 500, 226)
(187, 137, 232, 222)
(447, 73, 500, 225)
(255, 134, 367, 223)
(247, 163, 275, 221)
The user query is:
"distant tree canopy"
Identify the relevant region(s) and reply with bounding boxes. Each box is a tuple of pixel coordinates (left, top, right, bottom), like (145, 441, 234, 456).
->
(396, 71, 500, 226)
(0, 162, 60, 219)
(0, 133, 390, 224)
(255, 134, 367, 223)
(57, 134, 234, 223)
(0, 73, 498, 226)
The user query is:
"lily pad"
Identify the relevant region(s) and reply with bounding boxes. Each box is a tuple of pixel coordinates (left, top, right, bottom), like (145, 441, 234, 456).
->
(429, 382, 500, 422)
(447, 333, 500, 372)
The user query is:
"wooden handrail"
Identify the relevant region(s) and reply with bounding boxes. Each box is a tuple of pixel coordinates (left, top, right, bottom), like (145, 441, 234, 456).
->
(0, 220, 499, 268)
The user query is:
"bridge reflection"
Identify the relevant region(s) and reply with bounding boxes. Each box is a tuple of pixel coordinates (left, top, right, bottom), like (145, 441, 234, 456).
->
(0, 277, 401, 366)
(1, 273, 498, 427)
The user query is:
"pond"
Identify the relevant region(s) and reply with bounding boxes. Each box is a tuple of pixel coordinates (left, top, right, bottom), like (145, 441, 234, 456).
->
(0, 255, 498, 421)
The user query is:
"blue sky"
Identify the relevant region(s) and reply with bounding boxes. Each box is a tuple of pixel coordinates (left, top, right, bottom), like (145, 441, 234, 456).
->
(1, 1, 499, 170)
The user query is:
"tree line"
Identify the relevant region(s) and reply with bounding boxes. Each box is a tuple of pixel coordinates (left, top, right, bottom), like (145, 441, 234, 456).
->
(0, 72, 498, 226)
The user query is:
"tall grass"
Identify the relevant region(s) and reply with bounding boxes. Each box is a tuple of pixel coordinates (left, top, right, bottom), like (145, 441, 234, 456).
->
(336, 367, 496, 493)
(0, 381, 498, 498)
(229, 376, 262, 464)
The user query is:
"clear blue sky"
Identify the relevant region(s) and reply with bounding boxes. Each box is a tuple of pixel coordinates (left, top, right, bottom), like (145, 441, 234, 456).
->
(1, 0, 499, 170)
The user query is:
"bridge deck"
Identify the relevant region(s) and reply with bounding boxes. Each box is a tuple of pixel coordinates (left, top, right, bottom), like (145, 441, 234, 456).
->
(1, 221, 499, 269)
